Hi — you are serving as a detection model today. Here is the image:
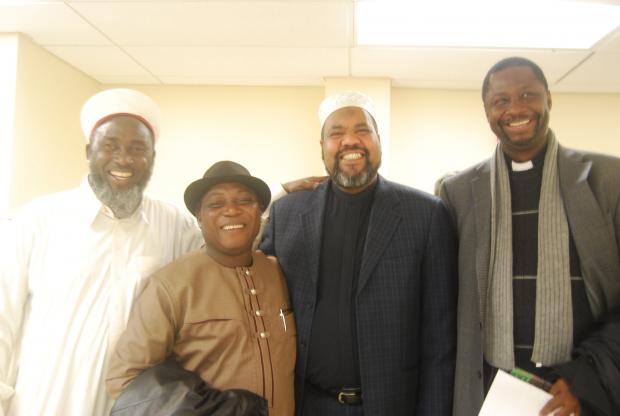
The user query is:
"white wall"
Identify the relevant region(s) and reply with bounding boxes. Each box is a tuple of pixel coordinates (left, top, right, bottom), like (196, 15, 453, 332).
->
(10, 34, 99, 215)
(0, 34, 18, 218)
(6, 38, 620, 211)
(133, 85, 326, 208)
(391, 88, 620, 193)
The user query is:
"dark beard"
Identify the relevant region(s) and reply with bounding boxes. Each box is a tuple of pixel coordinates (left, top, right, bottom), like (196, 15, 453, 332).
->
(88, 167, 152, 219)
(328, 148, 380, 189)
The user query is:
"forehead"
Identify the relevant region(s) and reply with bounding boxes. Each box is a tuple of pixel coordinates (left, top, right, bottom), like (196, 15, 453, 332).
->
(323, 106, 374, 129)
(487, 65, 545, 96)
(93, 115, 154, 144)
(203, 182, 256, 198)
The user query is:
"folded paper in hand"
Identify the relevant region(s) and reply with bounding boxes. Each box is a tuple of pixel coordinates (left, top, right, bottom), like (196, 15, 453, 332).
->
(478, 370, 553, 416)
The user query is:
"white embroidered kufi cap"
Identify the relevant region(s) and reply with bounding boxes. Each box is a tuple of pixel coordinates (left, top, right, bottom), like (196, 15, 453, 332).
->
(318, 91, 377, 129)
(80, 88, 161, 143)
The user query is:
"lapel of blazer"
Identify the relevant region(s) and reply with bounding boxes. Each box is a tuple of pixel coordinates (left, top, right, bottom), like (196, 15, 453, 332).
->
(558, 146, 619, 317)
(300, 181, 329, 286)
(471, 160, 492, 316)
(357, 176, 401, 295)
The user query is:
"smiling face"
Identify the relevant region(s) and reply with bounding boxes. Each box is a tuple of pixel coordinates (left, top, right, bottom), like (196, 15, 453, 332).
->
(197, 182, 261, 267)
(321, 106, 381, 194)
(86, 115, 155, 218)
(484, 65, 552, 162)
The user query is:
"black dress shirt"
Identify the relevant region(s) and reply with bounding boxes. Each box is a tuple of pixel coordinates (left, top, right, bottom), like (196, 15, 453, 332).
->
(306, 180, 376, 389)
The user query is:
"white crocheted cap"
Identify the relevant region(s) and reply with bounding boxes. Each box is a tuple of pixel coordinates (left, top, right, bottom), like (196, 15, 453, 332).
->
(318, 91, 377, 129)
(80, 88, 161, 143)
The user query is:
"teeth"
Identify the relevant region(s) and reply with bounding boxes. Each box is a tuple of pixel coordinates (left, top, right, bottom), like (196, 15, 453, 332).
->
(110, 171, 132, 178)
(222, 224, 244, 230)
(342, 153, 363, 160)
(508, 119, 530, 127)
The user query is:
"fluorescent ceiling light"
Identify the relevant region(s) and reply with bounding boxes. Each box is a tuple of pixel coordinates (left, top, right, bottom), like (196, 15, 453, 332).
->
(356, 0, 620, 49)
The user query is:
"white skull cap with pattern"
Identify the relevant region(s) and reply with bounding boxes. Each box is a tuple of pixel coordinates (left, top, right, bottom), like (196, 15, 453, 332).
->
(318, 91, 377, 130)
(80, 88, 161, 143)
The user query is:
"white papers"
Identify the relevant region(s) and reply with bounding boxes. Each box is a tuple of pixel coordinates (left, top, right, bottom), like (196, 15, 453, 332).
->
(478, 370, 553, 416)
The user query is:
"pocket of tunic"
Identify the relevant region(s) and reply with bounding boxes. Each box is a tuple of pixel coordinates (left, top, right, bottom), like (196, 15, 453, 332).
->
(272, 307, 296, 338)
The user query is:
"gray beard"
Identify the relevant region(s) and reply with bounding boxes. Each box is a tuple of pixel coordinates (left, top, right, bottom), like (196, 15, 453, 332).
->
(329, 157, 380, 189)
(88, 170, 151, 219)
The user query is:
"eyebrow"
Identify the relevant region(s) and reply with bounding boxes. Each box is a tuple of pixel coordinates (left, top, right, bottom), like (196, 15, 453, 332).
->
(327, 122, 371, 131)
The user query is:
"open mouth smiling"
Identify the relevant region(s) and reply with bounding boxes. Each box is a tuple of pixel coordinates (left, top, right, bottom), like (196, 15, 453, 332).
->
(109, 170, 134, 180)
(222, 224, 244, 231)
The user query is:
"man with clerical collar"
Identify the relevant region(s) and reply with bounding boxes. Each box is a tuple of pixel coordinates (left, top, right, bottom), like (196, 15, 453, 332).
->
(0, 88, 202, 416)
(440, 57, 620, 416)
(261, 91, 458, 415)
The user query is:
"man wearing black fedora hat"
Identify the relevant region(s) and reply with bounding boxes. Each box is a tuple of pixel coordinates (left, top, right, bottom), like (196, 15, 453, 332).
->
(107, 161, 295, 416)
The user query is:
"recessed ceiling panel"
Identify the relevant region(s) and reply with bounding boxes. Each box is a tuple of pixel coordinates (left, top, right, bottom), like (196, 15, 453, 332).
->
(555, 52, 620, 92)
(0, 2, 110, 45)
(126, 46, 349, 80)
(72, 1, 351, 47)
(596, 26, 620, 51)
(90, 74, 161, 84)
(157, 76, 325, 86)
(351, 48, 591, 89)
(45, 45, 156, 78)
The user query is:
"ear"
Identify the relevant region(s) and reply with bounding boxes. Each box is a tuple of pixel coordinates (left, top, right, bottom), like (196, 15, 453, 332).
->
(85, 143, 91, 159)
(547, 91, 552, 110)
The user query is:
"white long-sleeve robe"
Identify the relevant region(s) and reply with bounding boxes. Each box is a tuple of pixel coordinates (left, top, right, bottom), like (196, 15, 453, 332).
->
(0, 180, 203, 416)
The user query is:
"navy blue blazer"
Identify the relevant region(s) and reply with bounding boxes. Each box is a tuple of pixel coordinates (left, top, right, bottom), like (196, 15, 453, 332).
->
(260, 176, 457, 415)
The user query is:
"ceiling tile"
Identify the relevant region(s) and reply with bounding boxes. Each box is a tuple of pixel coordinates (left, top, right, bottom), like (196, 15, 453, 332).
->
(555, 51, 620, 92)
(351, 48, 591, 89)
(126, 46, 349, 80)
(0, 2, 110, 45)
(71, 1, 351, 47)
(90, 75, 160, 84)
(45, 45, 156, 77)
(596, 26, 620, 51)
(157, 76, 325, 86)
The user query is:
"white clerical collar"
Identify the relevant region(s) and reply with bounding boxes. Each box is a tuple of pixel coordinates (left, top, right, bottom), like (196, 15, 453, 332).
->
(511, 160, 534, 172)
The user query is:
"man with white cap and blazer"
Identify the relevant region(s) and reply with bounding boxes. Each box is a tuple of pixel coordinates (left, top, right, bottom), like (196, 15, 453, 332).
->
(260, 91, 458, 415)
(0, 88, 202, 416)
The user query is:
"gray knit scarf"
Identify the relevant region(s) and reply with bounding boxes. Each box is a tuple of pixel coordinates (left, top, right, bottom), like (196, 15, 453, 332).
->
(485, 131, 573, 370)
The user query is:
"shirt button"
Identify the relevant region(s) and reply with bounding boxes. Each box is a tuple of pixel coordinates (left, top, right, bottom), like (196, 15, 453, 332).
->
(259, 331, 270, 339)
(245, 269, 251, 275)
(255, 309, 264, 316)
(250, 288, 257, 295)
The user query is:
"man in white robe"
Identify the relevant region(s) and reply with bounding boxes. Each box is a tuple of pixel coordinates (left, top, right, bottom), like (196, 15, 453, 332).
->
(0, 88, 203, 416)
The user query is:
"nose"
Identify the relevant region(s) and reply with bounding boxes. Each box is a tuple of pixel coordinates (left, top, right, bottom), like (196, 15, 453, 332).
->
(222, 202, 243, 216)
(113, 147, 134, 165)
(506, 95, 528, 114)
(340, 131, 362, 146)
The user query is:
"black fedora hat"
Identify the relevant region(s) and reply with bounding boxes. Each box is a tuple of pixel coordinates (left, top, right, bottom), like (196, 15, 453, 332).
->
(184, 161, 271, 216)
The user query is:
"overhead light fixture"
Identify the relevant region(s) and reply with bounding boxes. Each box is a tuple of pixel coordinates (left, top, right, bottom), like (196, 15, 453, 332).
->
(355, 0, 620, 49)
